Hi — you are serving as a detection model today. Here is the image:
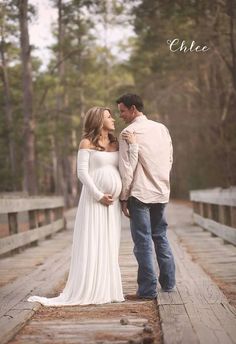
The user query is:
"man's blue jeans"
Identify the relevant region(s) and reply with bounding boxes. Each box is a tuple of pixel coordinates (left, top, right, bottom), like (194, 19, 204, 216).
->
(128, 196, 176, 297)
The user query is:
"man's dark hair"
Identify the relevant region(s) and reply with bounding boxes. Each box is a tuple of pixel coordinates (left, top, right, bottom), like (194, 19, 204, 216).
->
(116, 93, 144, 112)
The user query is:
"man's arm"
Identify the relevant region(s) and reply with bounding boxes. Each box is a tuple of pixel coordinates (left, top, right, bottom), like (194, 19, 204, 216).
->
(118, 133, 136, 201)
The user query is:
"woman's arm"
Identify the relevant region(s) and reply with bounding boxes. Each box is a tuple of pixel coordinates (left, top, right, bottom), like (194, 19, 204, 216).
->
(77, 149, 104, 201)
(77, 144, 114, 206)
(121, 131, 139, 171)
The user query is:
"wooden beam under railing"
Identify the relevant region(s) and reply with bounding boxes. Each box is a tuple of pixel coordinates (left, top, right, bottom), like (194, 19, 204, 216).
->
(0, 196, 65, 256)
(190, 187, 236, 245)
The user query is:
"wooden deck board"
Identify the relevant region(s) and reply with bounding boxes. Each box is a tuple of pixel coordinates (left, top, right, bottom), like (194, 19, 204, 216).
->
(0, 202, 236, 344)
(1, 209, 160, 344)
(158, 304, 199, 344)
(170, 204, 236, 311)
(157, 203, 236, 344)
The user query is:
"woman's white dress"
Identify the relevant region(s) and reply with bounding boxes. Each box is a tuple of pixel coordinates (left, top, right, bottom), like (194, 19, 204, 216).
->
(28, 145, 138, 306)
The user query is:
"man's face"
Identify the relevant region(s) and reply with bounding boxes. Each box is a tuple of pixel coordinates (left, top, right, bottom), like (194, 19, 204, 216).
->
(118, 103, 134, 124)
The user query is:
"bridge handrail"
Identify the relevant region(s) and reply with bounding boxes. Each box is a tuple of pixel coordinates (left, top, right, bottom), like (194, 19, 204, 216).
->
(190, 187, 236, 206)
(0, 196, 64, 213)
(0, 196, 65, 256)
(189, 187, 236, 245)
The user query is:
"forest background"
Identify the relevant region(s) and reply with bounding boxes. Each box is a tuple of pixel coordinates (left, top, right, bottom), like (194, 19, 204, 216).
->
(1, 0, 236, 207)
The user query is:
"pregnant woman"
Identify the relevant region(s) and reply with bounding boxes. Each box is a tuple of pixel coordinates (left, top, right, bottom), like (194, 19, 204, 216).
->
(28, 106, 138, 306)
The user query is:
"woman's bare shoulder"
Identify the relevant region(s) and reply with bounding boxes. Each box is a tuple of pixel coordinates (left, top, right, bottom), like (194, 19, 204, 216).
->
(79, 138, 92, 149)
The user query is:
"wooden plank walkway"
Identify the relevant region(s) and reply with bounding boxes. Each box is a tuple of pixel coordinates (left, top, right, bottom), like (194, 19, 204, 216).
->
(161, 203, 236, 344)
(0, 202, 235, 344)
(167, 203, 236, 307)
(0, 209, 161, 344)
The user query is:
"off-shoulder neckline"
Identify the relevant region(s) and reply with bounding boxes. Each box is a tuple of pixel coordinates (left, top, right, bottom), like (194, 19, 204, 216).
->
(79, 148, 119, 153)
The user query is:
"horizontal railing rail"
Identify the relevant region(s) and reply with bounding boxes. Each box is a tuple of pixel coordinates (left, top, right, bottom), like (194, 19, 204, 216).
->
(190, 187, 236, 245)
(0, 196, 65, 256)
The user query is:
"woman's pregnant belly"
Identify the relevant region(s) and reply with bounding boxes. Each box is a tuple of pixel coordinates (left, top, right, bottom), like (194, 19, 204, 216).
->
(92, 166, 122, 199)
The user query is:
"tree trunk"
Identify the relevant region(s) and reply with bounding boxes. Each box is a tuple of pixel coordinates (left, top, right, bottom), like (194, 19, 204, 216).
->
(0, 23, 17, 189)
(54, 0, 69, 205)
(70, 129, 78, 203)
(228, 0, 236, 90)
(101, 0, 109, 104)
(19, 0, 37, 194)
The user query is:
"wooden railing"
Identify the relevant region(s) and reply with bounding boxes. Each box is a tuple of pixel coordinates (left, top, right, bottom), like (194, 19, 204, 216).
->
(190, 187, 236, 245)
(0, 196, 65, 256)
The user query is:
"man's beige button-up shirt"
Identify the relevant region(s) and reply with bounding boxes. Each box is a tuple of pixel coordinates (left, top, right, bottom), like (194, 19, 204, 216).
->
(119, 115, 173, 203)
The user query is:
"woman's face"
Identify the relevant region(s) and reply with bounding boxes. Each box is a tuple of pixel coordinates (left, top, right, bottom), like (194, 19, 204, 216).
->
(102, 110, 115, 131)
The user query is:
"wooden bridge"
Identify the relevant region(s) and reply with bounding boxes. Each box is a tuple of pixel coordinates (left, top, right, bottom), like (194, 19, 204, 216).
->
(0, 188, 236, 344)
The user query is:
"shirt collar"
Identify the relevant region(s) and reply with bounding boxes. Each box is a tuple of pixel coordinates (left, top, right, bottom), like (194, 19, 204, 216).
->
(131, 114, 147, 124)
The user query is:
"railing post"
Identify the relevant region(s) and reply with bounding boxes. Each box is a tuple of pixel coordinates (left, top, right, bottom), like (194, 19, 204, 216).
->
(8, 213, 18, 235)
(29, 210, 38, 246)
(203, 203, 208, 218)
(29, 210, 37, 229)
(193, 202, 199, 214)
(223, 206, 231, 227)
(44, 209, 52, 225)
(218, 205, 225, 225)
(218, 205, 231, 227)
(190, 187, 236, 245)
(207, 204, 213, 220)
(37, 210, 44, 227)
(44, 209, 52, 239)
(231, 207, 236, 228)
(211, 204, 219, 222)
(0, 196, 65, 256)
(199, 202, 204, 217)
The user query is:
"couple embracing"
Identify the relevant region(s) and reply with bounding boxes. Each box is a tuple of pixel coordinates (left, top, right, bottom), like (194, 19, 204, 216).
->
(28, 93, 175, 306)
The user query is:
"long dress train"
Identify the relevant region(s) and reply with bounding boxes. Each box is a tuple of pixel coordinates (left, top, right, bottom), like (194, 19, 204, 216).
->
(28, 145, 138, 306)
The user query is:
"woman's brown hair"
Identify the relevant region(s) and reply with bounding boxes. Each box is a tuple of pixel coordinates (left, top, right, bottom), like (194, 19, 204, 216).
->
(82, 107, 117, 150)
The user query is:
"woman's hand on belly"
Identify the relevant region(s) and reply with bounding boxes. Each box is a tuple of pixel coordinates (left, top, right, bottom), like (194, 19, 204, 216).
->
(99, 193, 114, 206)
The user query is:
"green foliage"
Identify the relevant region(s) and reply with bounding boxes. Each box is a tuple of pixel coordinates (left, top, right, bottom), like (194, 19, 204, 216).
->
(0, 0, 235, 199)
(127, 0, 236, 197)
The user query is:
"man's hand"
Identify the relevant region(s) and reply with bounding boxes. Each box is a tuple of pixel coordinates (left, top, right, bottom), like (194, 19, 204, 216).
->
(100, 194, 114, 206)
(120, 200, 130, 217)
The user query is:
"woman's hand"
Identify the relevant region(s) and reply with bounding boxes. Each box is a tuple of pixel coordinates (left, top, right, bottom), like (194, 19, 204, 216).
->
(99, 194, 114, 206)
(122, 131, 136, 144)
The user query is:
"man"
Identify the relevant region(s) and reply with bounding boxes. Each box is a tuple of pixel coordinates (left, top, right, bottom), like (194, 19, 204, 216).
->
(117, 93, 175, 299)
